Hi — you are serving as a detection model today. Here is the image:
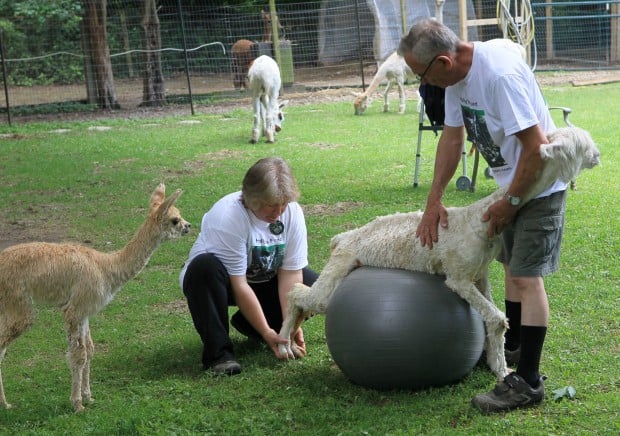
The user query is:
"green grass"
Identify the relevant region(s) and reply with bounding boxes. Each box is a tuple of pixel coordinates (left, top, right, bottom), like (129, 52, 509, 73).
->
(0, 82, 618, 435)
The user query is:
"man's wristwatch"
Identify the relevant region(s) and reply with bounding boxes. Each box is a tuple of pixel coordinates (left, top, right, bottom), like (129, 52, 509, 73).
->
(505, 193, 521, 206)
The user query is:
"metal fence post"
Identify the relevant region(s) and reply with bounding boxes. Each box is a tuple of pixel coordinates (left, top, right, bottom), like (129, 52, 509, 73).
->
(0, 31, 11, 126)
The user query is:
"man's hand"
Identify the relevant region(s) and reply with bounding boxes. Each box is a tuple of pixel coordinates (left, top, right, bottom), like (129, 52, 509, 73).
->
(416, 201, 449, 249)
(482, 197, 518, 237)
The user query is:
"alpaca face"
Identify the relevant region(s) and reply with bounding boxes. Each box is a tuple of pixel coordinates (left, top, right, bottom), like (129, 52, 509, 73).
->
(580, 139, 600, 170)
(273, 100, 288, 132)
(542, 126, 600, 181)
(353, 95, 369, 115)
(151, 186, 191, 240)
(164, 205, 191, 239)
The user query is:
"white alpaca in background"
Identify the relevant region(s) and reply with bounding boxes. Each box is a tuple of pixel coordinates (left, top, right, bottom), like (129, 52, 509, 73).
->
(353, 51, 415, 115)
(277, 127, 599, 381)
(248, 55, 288, 143)
(0, 184, 190, 412)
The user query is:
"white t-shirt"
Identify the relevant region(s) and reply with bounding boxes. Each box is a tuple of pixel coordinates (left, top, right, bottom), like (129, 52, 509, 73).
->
(444, 40, 566, 196)
(179, 191, 309, 288)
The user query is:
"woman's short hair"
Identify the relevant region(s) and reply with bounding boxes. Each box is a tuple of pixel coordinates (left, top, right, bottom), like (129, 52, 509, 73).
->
(242, 157, 300, 210)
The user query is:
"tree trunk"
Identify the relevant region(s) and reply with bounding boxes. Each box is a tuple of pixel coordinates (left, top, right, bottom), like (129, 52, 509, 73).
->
(141, 0, 165, 106)
(82, 0, 119, 109)
(119, 10, 134, 78)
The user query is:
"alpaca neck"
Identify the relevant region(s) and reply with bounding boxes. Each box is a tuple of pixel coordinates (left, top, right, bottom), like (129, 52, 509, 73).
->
(363, 67, 387, 97)
(518, 161, 562, 205)
(108, 217, 163, 289)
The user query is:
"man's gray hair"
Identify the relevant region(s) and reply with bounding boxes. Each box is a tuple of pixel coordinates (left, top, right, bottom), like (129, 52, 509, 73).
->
(398, 18, 460, 63)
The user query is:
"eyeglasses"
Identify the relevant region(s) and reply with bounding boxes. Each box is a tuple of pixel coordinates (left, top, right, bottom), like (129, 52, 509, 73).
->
(417, 55, 439, 82)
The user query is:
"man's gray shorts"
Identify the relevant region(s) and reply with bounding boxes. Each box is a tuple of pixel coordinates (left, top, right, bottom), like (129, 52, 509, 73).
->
(497, 190, 567, 277)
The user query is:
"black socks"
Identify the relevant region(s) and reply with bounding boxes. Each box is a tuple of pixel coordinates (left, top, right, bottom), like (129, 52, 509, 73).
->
(504, 300, 522, 351)
(504, 300, 546, 388)
(517, 325, 547, 388)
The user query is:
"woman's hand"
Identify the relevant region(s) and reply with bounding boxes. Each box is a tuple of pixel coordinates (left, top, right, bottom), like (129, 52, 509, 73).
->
(292, 327, 307, 357)
(262, 328, 291, 360)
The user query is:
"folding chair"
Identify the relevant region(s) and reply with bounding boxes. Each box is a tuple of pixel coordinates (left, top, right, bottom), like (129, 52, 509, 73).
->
(413, 84, 473, 191)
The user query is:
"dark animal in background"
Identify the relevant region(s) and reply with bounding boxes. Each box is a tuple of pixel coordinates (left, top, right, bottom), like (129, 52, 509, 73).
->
(231, 39, 258, 90)
(231, 9, 284, 90)
(261, 9, 283, 43)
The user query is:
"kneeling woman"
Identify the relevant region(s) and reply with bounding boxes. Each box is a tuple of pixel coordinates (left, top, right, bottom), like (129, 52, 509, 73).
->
(179, 157, 318, 375)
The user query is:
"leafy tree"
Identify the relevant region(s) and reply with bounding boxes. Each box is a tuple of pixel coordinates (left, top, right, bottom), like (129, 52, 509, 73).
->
(0, 0, 83, 85)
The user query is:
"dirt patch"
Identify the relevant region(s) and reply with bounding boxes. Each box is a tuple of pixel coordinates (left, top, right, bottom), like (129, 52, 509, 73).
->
(0, 204, 73, 251)
(154, 299, 188, 315)
(303, 202, 365, 217)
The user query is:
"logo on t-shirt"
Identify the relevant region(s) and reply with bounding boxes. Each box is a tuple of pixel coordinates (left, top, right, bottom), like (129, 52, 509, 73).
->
(462, 106, 507, 168)
(247, 243, 285, 282)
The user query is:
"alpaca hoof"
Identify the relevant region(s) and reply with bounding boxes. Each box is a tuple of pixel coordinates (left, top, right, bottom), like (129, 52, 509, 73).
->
(249, 139, 258, 144)
(290, 344, 306, 359)
(278, 343, 295, 360)
(277, 343, 289, 358)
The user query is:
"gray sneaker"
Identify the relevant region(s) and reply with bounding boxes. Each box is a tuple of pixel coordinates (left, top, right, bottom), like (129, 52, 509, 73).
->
(472, 373, 545, 413)
(212, 360, 242, 376)
(505, 347, 521, 366)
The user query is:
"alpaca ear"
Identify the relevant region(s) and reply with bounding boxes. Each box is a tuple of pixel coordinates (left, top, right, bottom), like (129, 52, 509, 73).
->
(161, 189, 182, 214)
(150, 183, 166, 207)
(539, 143, 558, 161)
(279, 100, 289, 109)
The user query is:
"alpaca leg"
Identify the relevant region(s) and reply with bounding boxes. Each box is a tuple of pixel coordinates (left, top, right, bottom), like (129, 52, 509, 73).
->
(444, 276, 509, 380)
(277, 283, 316, 359)
(0, 299, 35, 409)
(0, 348, 9, 409)
(251, 97, 261, 143)
(80, 324, 94, 405)
(263, 96, 275, 143)
(484, 322, 509, 380)
(476, 277, 510, 379)
(397, 81, 406, 114)
(278, 250, 360, 359)
(383, 81, 393, 112)
(65, 316, 89, 412)
(475, 275, 493, 302)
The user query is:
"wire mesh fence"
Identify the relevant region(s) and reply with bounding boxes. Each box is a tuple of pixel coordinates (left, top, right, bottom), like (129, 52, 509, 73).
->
(0, 0, 618, 123)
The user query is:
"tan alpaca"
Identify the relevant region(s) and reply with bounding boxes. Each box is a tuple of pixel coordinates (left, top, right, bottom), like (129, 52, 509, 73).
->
(0, 183, 190, 412)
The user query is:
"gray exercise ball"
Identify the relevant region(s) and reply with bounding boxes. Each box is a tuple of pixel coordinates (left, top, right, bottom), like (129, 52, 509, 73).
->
(325, 266, 485, 390)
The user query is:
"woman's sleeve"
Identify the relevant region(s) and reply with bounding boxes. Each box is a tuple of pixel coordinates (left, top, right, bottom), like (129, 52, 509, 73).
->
(281, 203, 309, 270)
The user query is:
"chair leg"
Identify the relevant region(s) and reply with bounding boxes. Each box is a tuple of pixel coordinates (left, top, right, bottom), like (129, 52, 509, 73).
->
(470, 147, 480, 192)
(413, 105, 426, 188)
